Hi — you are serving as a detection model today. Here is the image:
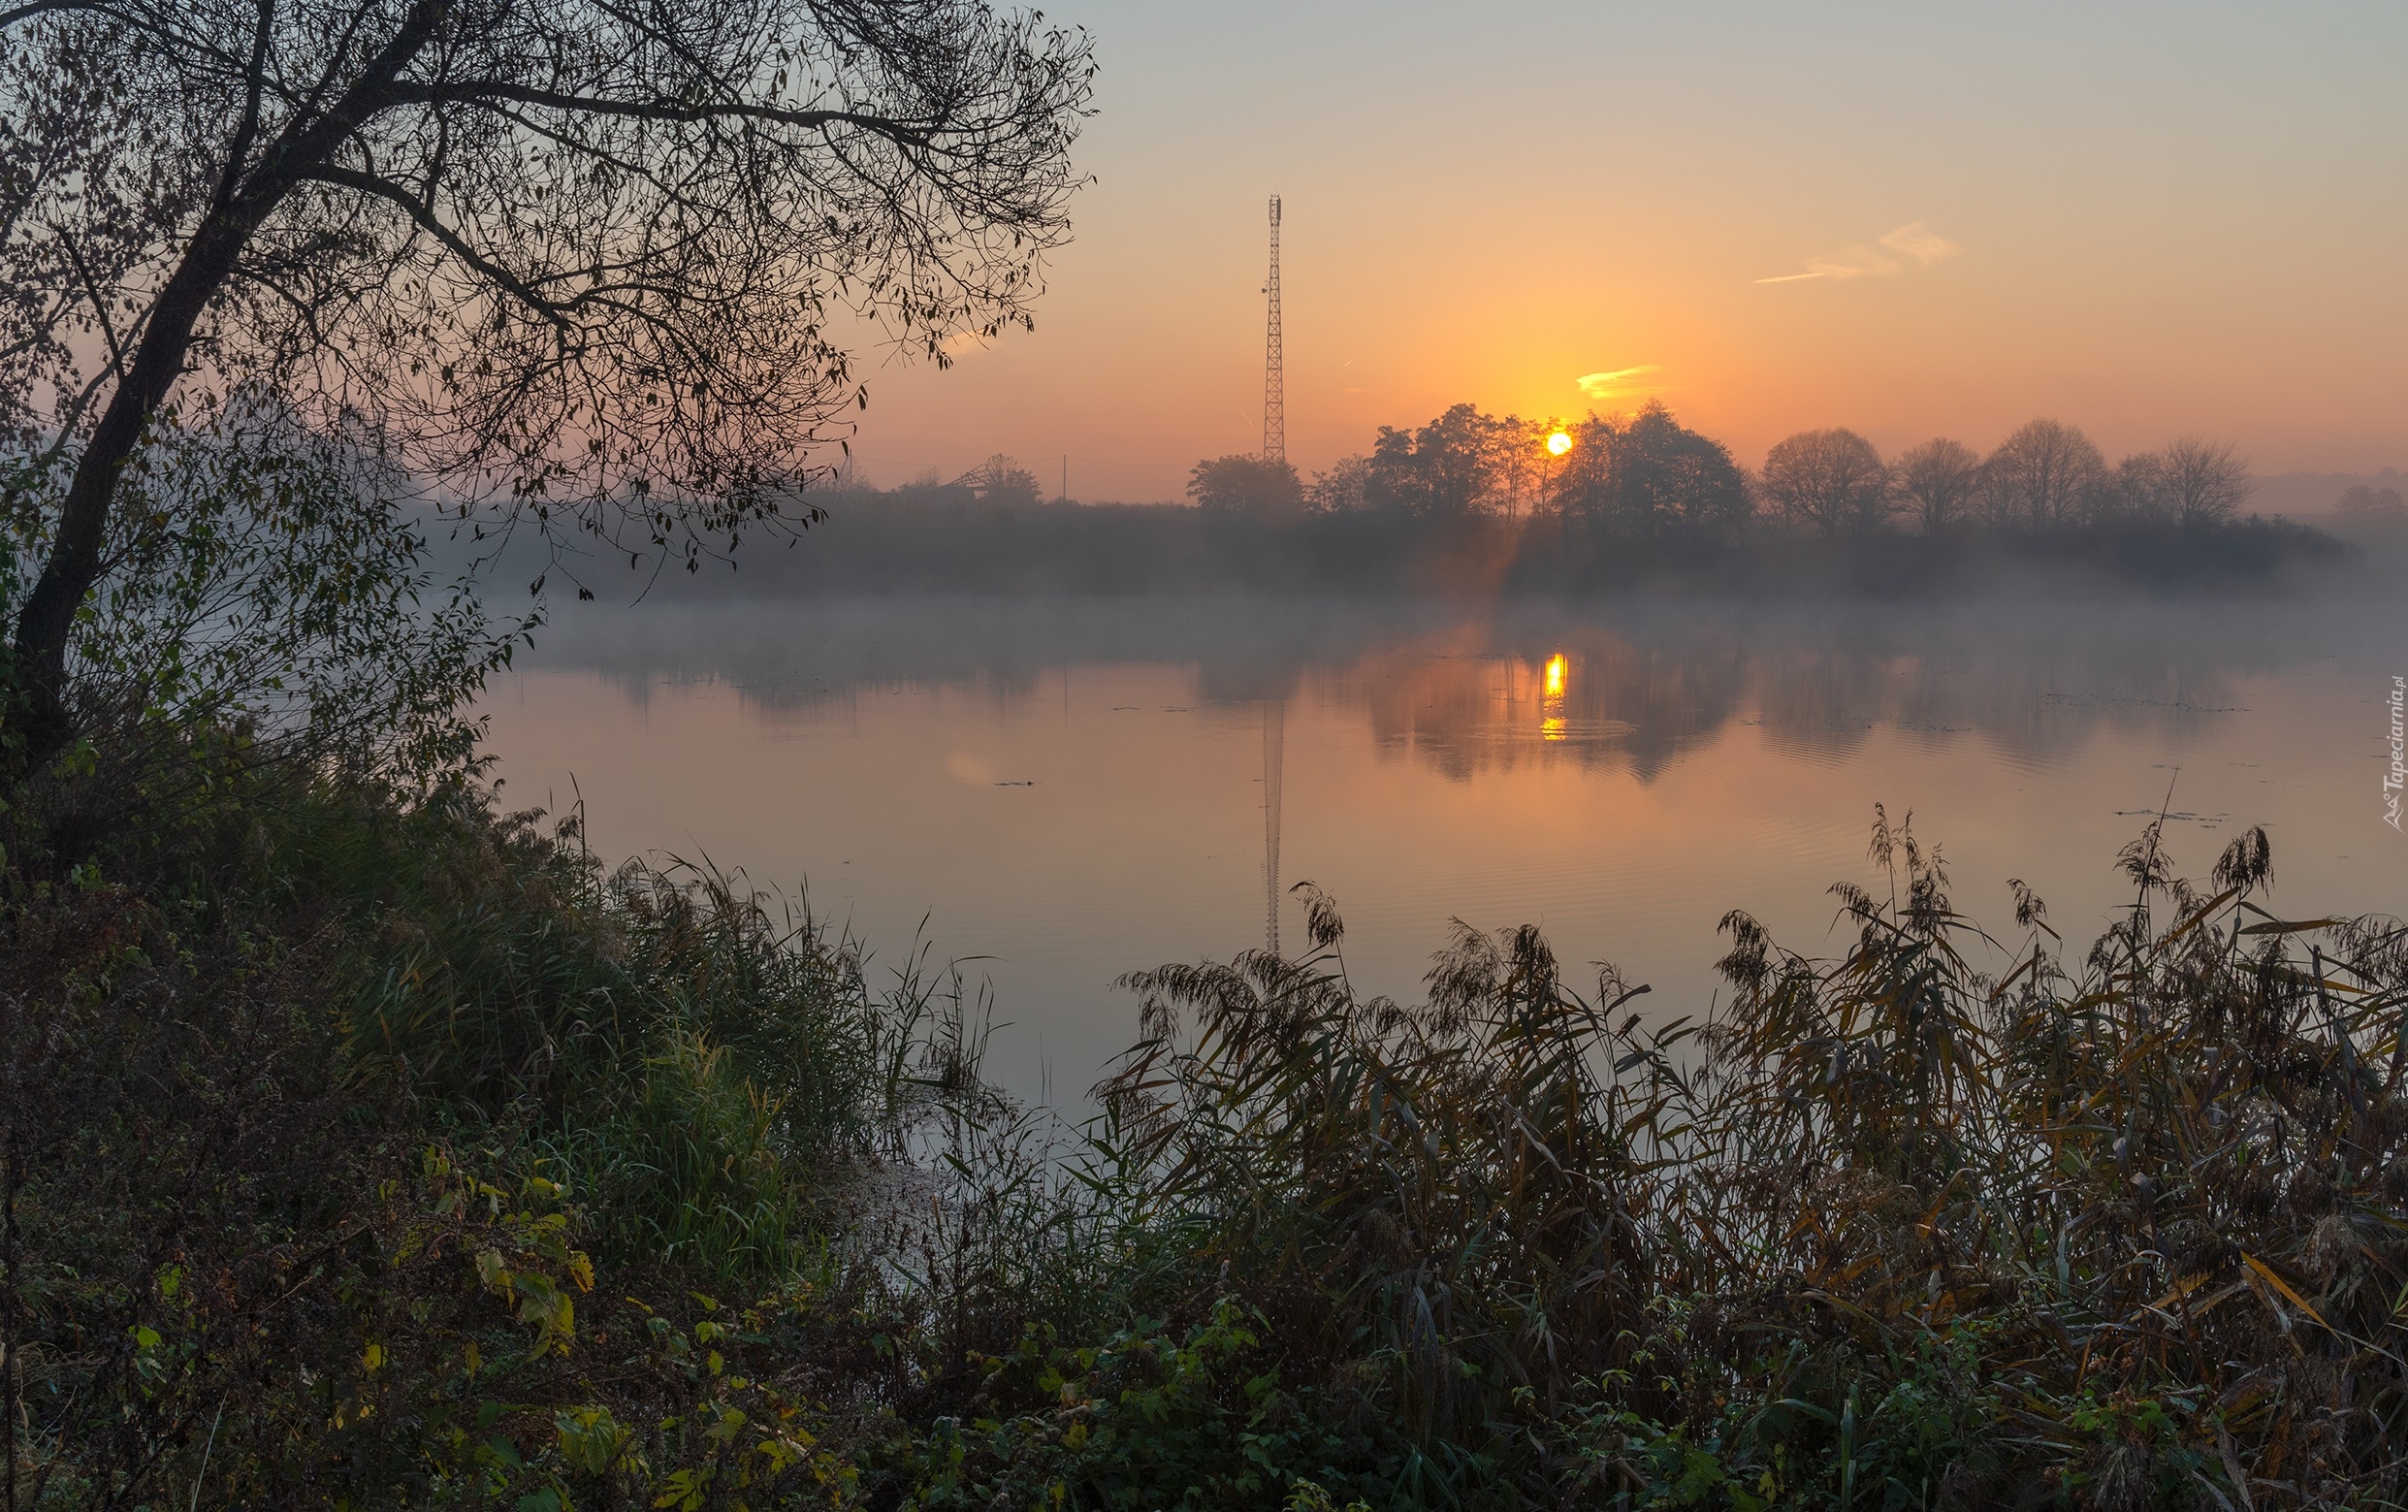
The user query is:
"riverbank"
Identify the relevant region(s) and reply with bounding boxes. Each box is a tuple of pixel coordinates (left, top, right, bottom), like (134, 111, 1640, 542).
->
(598, 498, 2360, 602)
(6, 735, 2404, 1507)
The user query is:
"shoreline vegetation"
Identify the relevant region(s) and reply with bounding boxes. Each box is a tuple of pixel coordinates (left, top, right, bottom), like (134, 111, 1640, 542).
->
(14, 0, 2402, 1501)
(632, 405, 2385, 600)
(9, 743, 2407, 1508)
(3, 400, 2402, 1511)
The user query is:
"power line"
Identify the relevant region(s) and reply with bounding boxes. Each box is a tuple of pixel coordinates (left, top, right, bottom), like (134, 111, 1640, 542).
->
(851, 453, 1192, 470)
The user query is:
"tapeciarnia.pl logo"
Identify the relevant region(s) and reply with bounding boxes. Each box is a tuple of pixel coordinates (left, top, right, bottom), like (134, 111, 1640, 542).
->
(2388, 674, 2405, 832)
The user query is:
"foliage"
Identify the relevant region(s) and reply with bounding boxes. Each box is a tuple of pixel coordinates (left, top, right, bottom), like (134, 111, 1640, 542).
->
(5, 643, 2403, 1507)
(1052, 810, 2408, 1507)
(2, 398, 529, 788)
(1552, 402, 1752, 541)
(1358, 404, 1515, 521)
(0, 757, 989, 1508)
(0, 352, 2377, 1512)
(0, 0, 1096, 768)
(1190, 454, 1304, 523)
(730, 403, 2338, 599)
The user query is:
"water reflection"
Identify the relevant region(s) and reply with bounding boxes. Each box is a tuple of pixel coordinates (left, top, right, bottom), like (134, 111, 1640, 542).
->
(1328, 627, 1740, 782)
(493, 594, 2401, 1109)
(525, 596, 2366, 787)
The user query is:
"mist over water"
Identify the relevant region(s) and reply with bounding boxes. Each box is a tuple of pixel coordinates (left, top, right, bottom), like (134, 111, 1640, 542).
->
(483, 595, 2406, 1107)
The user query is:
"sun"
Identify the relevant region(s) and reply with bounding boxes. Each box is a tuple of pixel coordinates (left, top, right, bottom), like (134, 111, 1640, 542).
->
(1546, 431, 1573, 456)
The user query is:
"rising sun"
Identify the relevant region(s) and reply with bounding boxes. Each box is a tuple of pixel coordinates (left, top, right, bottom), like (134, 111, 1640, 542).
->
(1546, 431, 1573, 456)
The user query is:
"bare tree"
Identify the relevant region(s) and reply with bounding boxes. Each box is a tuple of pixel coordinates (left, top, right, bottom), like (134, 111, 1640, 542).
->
(1757, 428, 1890, 538)
(0, 0, 1094, 768)
(2108, 451, 2168, 524)
(1981, 419, 2104, 531)
(2149, 436, 2253, 526)
(1892, 437, 1981, 534)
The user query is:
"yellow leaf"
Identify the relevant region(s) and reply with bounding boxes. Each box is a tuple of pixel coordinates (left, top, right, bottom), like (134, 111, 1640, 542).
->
(2243, 1254, 2329, 1330)
(2145, 1272, 2209, 1314)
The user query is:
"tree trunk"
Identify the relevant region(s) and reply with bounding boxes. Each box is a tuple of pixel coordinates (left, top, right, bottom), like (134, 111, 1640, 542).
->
(7, 228, 249, 770)
(3, 0, 446, 779)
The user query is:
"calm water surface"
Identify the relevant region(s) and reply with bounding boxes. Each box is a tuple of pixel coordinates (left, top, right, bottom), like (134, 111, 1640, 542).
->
(481, 596, 2408, 1106)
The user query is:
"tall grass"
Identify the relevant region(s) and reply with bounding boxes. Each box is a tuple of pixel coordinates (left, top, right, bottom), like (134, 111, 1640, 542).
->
(10, 742, 2404, 1507)
(328, 795, 995, 1284)
(954, 810, 2408, 1506)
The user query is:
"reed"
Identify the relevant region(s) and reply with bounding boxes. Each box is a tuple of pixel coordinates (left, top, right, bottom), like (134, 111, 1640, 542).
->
(6, 750, 2402, 1508)
(905, 809, 2408, 1507)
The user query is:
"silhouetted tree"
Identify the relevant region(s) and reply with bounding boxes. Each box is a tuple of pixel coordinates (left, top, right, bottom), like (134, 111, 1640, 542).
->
(1893, 437, 1982, 533)
(1490, 417, 1570, 520)
(2108, 440, 2246, 528)
(1982, 419, 2105, 531)
(1758, 428, 1891, 537)
(2147, 437, 2254, 525)
(1364, 403, 1506, 519)
(2337, 482, 2408, 526)
(0, 0, 1095, 768)
(1188, 454, 1303, 522)
(1304, 455, 1373, 514)
(1556, 402, 1749, 541)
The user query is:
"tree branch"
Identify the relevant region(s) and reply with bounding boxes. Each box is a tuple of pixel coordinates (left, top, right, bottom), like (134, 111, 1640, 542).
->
(303, 166, 573, 331)
(54, 228, 128, 384)
(387, 80, 941, 147)
(210, 0, 279, 216)
(0, 0, 103, 27)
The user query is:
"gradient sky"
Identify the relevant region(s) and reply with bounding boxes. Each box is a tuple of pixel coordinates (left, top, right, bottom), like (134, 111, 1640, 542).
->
(846, 1, 2408, 499)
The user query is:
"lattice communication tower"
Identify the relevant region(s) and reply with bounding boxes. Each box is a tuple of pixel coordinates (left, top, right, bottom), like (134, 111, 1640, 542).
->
(1260, 196, 1287, 955)
(1263, 196, 1284, 464)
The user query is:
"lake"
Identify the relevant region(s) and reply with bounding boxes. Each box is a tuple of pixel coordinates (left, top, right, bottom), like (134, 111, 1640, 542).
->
(482, 595, 2407, 1108)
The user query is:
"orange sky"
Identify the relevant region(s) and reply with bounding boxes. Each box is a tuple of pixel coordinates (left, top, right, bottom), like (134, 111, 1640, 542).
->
(846, 2, 2408, 499)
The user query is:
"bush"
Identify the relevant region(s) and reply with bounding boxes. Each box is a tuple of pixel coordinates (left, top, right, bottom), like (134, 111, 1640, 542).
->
(7, 724, 2404, 1508)
(0, 764, 977, 1506)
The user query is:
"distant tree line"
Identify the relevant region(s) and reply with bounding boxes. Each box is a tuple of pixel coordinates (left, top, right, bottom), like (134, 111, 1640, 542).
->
(2336, 481, 2408, 528)
(1188, 402, 1748, 541)
(881, 454, 1049, 508)
(1188, 403, 2265, 545)
(732, 403, 2347, 598)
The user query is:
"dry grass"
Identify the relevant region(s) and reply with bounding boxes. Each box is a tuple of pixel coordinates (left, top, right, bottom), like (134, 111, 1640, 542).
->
(1076, 809, 2408, 1506)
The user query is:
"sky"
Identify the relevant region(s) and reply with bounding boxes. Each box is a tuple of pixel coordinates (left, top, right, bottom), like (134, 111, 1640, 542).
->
(845, 1, 2408, 500)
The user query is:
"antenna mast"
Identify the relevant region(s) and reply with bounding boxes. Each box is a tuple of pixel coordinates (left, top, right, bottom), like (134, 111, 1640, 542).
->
(1263, 196, 1284, 464)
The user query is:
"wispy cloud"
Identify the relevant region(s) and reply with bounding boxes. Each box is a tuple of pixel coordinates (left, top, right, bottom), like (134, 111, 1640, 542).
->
(1878, 222, 1960, 266)
(1576, 365, 1660, 401)
(1755, 221, 1963, 285)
